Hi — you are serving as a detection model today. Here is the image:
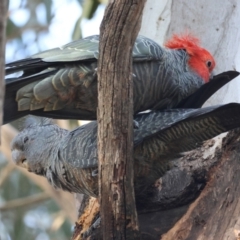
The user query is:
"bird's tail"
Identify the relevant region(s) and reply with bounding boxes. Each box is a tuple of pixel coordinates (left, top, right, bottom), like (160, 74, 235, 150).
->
(4, 70, 58, 124)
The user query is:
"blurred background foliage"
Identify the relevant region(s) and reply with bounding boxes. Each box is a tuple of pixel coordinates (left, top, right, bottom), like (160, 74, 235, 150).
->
(1, 0, 106, 239)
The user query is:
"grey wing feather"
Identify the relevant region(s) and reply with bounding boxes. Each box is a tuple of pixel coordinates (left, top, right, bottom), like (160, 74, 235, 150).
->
(133, 108, 197, 143)
(31, 35, 100, 62)
(135, 103, 240, 158)
(30, 35, 163, 63)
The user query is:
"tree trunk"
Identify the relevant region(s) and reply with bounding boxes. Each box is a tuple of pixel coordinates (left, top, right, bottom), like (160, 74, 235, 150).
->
(0, 0, 7, 130)
(97, 0, 146, 239)
(162, 129, 240, 240)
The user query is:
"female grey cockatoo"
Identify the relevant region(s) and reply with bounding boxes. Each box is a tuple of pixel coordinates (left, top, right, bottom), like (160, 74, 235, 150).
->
(11, 103, 240, 199)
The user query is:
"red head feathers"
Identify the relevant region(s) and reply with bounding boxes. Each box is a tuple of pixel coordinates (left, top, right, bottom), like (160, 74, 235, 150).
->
(165, 34, 215, 82)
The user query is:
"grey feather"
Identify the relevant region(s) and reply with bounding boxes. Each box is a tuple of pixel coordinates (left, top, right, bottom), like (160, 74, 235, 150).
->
(11, 103, 240, 197)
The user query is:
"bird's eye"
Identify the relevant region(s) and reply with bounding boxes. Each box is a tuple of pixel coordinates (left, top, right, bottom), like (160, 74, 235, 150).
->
(206, 61, 212, 68)
(24, 136, 29, 143)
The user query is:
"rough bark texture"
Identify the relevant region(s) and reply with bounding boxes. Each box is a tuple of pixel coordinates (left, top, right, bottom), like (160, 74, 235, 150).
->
(0, 0, 7, 129)
(97, 0, 146, 239)
(72, 196, 100, 240)
(162, 129, 240, 240)
(74, 130, 240, 240)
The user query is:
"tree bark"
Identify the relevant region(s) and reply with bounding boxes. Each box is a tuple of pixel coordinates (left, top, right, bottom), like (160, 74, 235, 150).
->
(0, 0, 7, 130)
(74, 130, 240, 240)
(162, 129, 240, 240)
(97, 0, 146, 239)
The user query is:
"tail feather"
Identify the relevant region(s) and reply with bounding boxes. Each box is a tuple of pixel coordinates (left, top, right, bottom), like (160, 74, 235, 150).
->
(4, 69, 58, 124)
(4, 69, 240, 124)
(6, 69, 58, 89)
(177, 71, 240, 108)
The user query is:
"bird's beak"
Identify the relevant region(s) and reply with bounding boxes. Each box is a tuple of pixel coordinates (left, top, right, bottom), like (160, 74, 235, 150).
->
(11, 150, 29, 169)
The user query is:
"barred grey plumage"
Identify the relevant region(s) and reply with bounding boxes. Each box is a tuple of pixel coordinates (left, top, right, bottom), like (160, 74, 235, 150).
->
(11, 103, 240, 198)
(4, 34, 220, 124)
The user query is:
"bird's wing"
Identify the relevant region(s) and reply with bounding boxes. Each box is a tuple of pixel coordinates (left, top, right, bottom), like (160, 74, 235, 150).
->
(5, 35, 162, 75)
(32, 35, 162, 62)
(133, 108, 196, 142)
(134, 103, 240, 159)
(3, 67, 99, 124)
(5, 35, 100, 75)
(61, 103, 240, 170)
(31, 35, 100, 62)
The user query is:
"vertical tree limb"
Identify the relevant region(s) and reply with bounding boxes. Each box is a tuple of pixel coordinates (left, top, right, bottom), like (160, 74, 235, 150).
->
(97, 0, 146, 238)
(0, 0, 7, 130)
